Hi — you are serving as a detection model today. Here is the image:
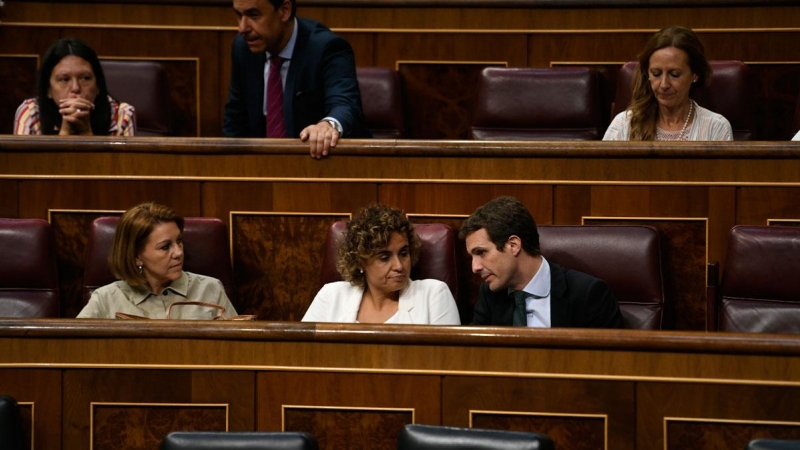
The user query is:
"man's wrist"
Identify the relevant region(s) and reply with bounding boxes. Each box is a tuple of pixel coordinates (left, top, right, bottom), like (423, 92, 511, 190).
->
(321, 118, 342, 134)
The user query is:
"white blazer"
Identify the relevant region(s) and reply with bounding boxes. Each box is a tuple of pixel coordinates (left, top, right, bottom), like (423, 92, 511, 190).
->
(302, 279, 460, 325)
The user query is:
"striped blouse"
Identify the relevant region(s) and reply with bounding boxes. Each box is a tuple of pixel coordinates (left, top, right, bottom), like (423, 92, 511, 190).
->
(603, 103, 733, 141)
(13, 96, 136, 136)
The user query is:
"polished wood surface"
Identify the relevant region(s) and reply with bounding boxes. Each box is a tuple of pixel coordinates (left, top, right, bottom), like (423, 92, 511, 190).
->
(2, 0, 799, 139)
(3, 137, 800, 330)
(1, 320, 800, 450)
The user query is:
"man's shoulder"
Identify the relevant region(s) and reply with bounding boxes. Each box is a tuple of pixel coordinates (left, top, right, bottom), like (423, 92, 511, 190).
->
(298, 17, 347, 46)
(298, 17, 332, 34)
(551, 262, 608, 289)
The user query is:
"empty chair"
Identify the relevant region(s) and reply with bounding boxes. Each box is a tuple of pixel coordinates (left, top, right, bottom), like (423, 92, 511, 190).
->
(356, 67, 406, 138)
(100, 60, 171, 136)
(0, 219, 60, 318)
(161, 431, 318, 450)
(471, 67, 604, 140)
(746, 439, 800, 450)
(82, 216, 236, 306)
(0, 395, 23, 450)
(707, 225, 800, 333)
(397, 424, 555, 450)
(319, 221, 458, 299)
(612, 60, 758, 140)
(537, 225, 666, 330)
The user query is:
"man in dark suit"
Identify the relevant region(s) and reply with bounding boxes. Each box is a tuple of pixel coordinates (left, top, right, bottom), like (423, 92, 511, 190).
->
(225, 0, 370, 158)
(460, 196, 623, 328)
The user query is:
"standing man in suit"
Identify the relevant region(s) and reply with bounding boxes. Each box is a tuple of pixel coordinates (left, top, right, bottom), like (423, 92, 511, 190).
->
(225, 0, 371, 159)
(460, 196, 623, 328)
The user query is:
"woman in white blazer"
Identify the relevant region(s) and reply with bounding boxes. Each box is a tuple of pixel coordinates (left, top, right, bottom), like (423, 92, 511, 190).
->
(302, 204, 460, 325)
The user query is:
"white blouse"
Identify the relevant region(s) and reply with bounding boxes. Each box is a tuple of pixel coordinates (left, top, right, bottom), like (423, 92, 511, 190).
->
(302, 279, 460, 325)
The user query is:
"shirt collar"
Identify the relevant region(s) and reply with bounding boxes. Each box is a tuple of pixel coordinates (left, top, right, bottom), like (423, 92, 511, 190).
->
(268, 18, 298, 61)
(126, 271, 189, 305)
(511, 256, 551, 299)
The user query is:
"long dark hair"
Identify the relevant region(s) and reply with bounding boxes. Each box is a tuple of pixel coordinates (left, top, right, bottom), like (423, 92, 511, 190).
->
(629, 26, 712, 141)
(36, 38, 112, 135)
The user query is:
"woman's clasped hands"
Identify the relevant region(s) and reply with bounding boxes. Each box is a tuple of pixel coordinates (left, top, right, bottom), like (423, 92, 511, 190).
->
(57, 97, 95, 135)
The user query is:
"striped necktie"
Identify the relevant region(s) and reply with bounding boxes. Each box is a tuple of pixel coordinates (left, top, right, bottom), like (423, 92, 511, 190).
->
(266, 56, 287, 138)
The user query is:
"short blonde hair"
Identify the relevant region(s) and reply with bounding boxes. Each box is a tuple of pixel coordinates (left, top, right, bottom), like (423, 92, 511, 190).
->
(336, 204, 421, 288)
(109, 202, 184, 286)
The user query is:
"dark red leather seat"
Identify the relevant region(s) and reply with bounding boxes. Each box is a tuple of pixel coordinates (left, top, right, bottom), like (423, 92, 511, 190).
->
(747, 439, 800, 450)
(398, 424, 554, 450)
(707, 225, 800, 333)
(791, 89, 800, 139)
(0, 219, 59, 318)
(612, 60, 758, 140)
(538, 225, 666, 330)
(161, 431, 318, 450)
(471, 67, 604, 140)
(356, 67, 406, 138)
(100, 60, 171, 136)
(319, 221, 458, 299)
(82, 216, 236, 306)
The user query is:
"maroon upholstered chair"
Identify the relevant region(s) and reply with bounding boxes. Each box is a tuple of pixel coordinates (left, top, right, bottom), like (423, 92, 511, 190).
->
(100, 60, 171, 136)
(707, 226, 800, 333)
(398, 424, 555, 450)
(82, 216, 236, 306)
(356, 67, 406, 138)
(319, 221, 458, 299)
(612, 60, 758, 140)
(471, 67, 604, 140)
(537, 225, 666, 330)
(162, 431, 319, 450)
(791, 90, 800, 139)
(0, 219, 60, 318)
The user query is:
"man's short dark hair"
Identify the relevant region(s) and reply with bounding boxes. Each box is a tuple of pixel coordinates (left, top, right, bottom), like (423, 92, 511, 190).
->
(269, 0, 297, 19)
(459, 196, 541, 256)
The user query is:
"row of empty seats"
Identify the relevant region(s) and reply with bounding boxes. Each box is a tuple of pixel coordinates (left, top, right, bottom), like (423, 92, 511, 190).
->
(1, 217, 799, 333)
(160, 425, 554, 450)
(109, 60, 798, 140)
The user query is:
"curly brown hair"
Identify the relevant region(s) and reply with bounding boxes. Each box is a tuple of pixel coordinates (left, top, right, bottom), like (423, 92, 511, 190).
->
(336, 204, 421, 288)
(629, 26, 712, 141)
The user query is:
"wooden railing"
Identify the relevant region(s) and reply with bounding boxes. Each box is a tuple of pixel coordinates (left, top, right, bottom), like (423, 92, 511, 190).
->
(1, 319, 800, 450)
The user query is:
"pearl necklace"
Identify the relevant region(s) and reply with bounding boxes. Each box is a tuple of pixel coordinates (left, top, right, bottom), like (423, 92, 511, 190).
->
(657, 100, 694, 141)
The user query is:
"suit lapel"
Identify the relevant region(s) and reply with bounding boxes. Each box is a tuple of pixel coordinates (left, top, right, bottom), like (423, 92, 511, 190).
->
(549, 263, 569, 327)
(284, 18, 311, 137)
(247, 50, 266, 137)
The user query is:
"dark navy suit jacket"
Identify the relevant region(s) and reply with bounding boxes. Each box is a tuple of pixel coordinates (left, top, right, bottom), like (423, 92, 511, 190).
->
(223, 18, 370, 138)
(470, 262, 624, 328)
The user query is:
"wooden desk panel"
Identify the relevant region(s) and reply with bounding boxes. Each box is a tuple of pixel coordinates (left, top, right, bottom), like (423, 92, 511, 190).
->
(1, 321, 800, 450)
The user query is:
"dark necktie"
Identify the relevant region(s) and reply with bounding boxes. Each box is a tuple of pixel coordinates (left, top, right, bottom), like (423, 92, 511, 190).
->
(512, 290, 527, 327)
(266, 56, 287, 138)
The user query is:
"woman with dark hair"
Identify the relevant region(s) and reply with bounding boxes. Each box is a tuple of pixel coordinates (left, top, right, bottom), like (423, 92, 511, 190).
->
(604, 26, 732, 141)
(302, 204, 460, 324)
(13, 38, 136, 136)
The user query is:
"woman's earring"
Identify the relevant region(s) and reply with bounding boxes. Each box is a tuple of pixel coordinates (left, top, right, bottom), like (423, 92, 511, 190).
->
(137, 265, 143, 274)
(359, 268, 364, 274)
